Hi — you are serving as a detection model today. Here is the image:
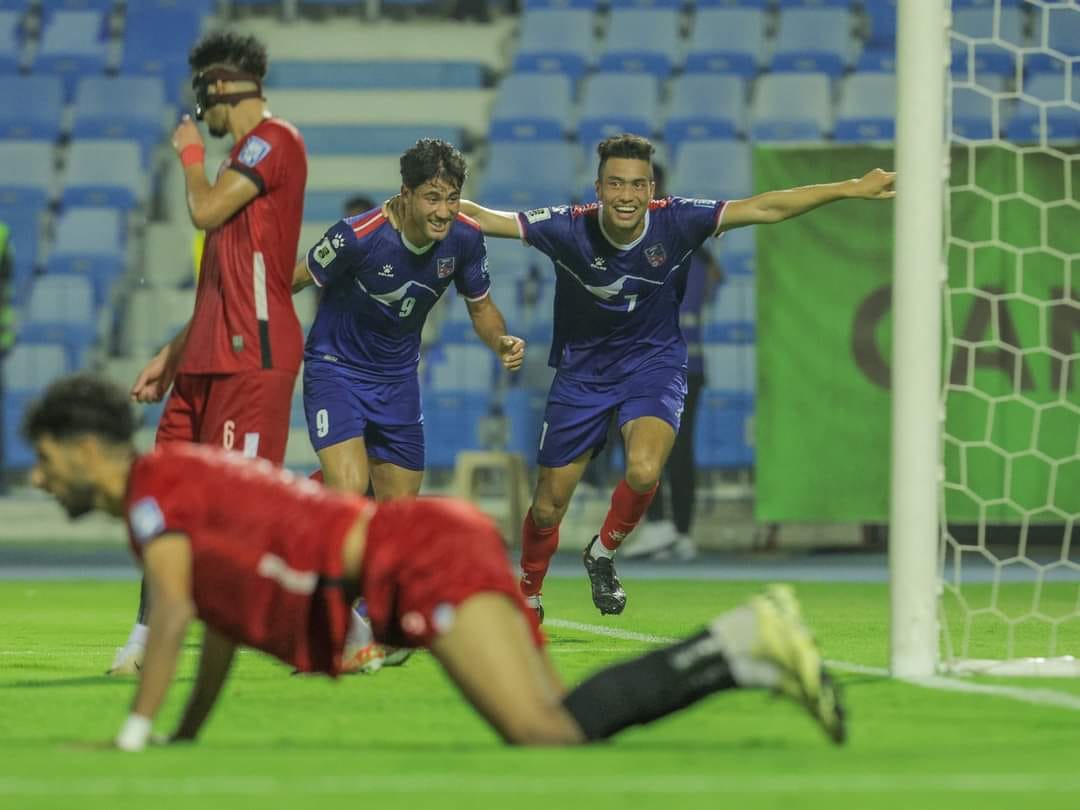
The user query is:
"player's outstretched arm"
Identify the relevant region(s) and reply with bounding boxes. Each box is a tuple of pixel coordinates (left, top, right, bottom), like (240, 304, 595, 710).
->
(170, 627, 238, 744)
(172, 116, 260, 230)
(116, 535, 195, 752)
(291, 257, 314, 293)
(466, 295, 526, 371)
(718, 168, 895, 233)
(458, 201, 522, 240)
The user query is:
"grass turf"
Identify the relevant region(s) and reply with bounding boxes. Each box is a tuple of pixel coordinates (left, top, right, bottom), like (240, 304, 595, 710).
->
(1, 577, 1077, 810)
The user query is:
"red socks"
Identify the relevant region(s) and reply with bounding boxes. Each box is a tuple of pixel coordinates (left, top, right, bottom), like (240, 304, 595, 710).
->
(520, 508, 560, 597)
(599, 479, 659, 551)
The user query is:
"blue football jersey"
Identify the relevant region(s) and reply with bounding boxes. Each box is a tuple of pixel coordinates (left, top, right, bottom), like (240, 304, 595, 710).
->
(304, 209, 491, 378)
(516, 196, 726, 380)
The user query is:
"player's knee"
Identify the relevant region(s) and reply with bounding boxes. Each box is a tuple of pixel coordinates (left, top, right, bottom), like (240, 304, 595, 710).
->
(624, 456, 662, 491)
(530, 499, 566, 529)
(322, 464, 367, 495)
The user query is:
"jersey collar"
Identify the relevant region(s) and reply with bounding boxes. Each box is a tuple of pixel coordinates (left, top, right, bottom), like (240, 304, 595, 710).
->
(597, 205, 650, 251)
(399, 230, 435, 256)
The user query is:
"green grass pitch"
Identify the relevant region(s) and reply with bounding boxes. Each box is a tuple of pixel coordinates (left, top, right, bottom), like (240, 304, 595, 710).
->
(1, 577, 1077, 809)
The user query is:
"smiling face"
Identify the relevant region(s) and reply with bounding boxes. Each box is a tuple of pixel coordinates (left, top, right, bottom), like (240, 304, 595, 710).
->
(401, 177, 461, 244)
(596, 157, 654, 241)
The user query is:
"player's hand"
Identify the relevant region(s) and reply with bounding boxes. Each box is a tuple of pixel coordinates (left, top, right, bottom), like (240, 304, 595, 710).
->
(171, 114, 204, 154)
(381, 194, 404, 231)
(131, 351, 176, 404)
(851, 168, 896, 199)
(497, 335, 526, 371)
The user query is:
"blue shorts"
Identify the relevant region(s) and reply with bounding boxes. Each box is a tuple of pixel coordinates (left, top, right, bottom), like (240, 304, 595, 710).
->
(537, 365, 687, 468)
(303, 360, 425, 471)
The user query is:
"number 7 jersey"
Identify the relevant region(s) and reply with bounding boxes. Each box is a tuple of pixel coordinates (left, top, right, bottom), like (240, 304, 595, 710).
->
(303, 209, 491, 378)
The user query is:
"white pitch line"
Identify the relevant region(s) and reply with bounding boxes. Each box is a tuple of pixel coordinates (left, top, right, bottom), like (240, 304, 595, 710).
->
(546, 618, 1080, 711)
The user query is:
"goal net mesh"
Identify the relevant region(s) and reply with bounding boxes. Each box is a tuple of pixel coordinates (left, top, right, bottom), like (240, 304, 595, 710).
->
(940, 0, 1080, 676)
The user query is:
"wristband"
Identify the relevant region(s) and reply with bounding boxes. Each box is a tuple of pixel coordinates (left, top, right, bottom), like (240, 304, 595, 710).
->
(115, 714, 153, 752)
(179, 144, 205, 168)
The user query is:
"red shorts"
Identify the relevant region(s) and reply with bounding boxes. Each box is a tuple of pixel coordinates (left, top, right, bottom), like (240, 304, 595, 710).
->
(156, 370, 295, 463)
(360, 499, 545, 650)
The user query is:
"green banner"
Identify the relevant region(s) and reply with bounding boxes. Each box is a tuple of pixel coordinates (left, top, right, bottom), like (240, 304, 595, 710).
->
(754, 146, 1079, 523)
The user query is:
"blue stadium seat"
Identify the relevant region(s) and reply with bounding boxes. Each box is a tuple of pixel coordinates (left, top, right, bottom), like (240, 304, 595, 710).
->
(695, 0, 767, 7)
(670, 140, 751, 200)
(523, 0, 598, 9)
(422, 391, 490, 469)
(665, 74, 745, 153)
(578, 72, 660, 144)
(2, 342, 71, 469)
(34, 11, 108, 100)
(481, 141, 579, 208)
(951, 78, 1006, 141)
(126, 0, 216, 12)
(751, 73, 832, 141)
(0, 76, 64, 141)
(19, 274, 97, 369)
(0, 10, 22, 73)
(62, 139, 144, 210)
(715, 224, 754, 276)
(0, 0, 34, 13)
(950, 7, 1025, 78)
(40, 0, 115, 11)
(72, 77, 168, 164)
(695, 390, 754, 468)
(485, 232, 539, 285)
(771, 9, 854, 77)
(303, 189, 396, 222)
(120, 7, 202, 104)
(863, 0, 896, 48)
(1005, 71, 1080, 143)
(950, 0, 1021, 9)
(266, 60, 487, 90)
(516, 10, 595, 81)
(0, 141, 55, 208)
(0, 200, 44, 302)
(856, 47, 895, 73)
(504, 385, 546, 458)
(45, 207, 126, 306)
(300, 125, 463, 155)
(834, 73, 896, 142)
(489, 73, 574, 141)
(776, 0, 850, 7)
(598, 9, 680, 77)
(684, 9, 766, 78)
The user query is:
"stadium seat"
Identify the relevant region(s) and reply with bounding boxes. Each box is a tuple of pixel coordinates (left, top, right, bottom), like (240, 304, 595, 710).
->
(266, 60, 487, 90)
(515, 9, 595, 81)
(863, 0, 897, 48)
(489, 73, 574, 141)
(71, 77, 168, 164)
(120, 7, 203, 104)
(951, 79, 1006, 141)
(61, 139, 145, 210)
(504, 385, 546, 458)
(664, 74, 745, 152)
(771, 9, 854, 77)
(138, 222, 194, 288)
(2, 342, 71, 469)
(480, 140, 579, 206)
(523, 0, 599, 9)
(34, 11, 108, 100)
(422, 390, 490, 469)
(123, 287, 194, 357)
(695, 390, 754, 468)
(597, 8, 680, 77)
(0, 200, 45, 302)
(578, 72, 661, 144)
(751, 73, 833, 141)
(126, 0, 216, 12)
(0, 11, 23, 74)
(714, 224, 754, 277)
(950, 8, 1025, 78)
(1005, 71, 1080, 143)
(834, 73, 897, 142)
(300, 124, 464, 155)
(856, 47, 895, 73)
(0, 141, 55, 208)
(484, 237, 537, 286)
(19, 274, 98, 369)
(40, 0, 115, 11)
(0, 75, 64, 141)
(684, 9, 766, 78)
(670, 140, 752, 201)
(46, 207, 127, 306)
(303, 189, 396, 223)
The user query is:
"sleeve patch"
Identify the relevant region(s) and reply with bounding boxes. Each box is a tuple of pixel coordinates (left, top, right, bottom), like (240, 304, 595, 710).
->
(129, 496, 166, 544)
(523, 207, 552, 224)
(238, 135, 272, 168)
(693, 198, 719, 208)
(312, 237, 337, 268)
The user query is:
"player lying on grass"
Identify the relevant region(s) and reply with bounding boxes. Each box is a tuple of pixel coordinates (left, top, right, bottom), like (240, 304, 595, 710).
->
(388, 134, 895, 621)
(23, 374, 845, 752)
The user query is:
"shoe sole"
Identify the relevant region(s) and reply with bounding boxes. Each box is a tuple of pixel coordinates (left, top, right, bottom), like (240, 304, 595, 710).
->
(583, 538, 627, 616)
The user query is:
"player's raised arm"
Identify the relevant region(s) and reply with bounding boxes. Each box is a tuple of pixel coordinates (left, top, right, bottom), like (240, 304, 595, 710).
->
(718, 168, 896, 233)
(170, 627, 238, 743)
(116, 534, 195, 752)
(457, 200, 522, 240)
(173, 115, 260, 230)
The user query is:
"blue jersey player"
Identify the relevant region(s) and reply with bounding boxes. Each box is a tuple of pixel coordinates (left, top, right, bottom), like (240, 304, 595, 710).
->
(411, 134, 895, 621)
(291, 139, 525, 501)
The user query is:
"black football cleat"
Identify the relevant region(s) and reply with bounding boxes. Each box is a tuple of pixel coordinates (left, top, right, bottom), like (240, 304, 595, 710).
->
(583, 535, 627, 616)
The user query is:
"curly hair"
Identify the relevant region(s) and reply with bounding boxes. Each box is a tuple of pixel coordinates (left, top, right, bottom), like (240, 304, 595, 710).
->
(596, 134, 656, 179)
(400, 138, 468, 191)
(189, 31, 268, 78)
(22, 374, 136, 446)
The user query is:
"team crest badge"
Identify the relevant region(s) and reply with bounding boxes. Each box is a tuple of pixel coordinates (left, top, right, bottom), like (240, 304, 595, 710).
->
(437, 257, 455, 278)
(645, 243, 667, 268)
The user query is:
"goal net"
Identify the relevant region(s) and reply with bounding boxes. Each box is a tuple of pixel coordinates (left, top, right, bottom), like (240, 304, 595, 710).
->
(940, 0, 1080, 676)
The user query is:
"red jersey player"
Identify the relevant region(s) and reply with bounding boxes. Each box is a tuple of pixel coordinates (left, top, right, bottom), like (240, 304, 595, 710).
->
(23, 374, 845, 751)
(115, 32, 307, 675)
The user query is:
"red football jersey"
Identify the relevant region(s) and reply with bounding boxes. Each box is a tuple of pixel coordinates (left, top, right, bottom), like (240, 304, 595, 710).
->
(124, 444, 370, 674)
(180, 117, 307, 375)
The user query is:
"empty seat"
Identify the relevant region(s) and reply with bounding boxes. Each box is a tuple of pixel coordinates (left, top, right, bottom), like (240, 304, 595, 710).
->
(863, 0, 897, 48)
(665, 74, 745, 152)
(40, 0, 115, 11)
(950, 7, 1025, 78)
(0, 75, 64, 141)
(489, 73, 574, 141)
(120, 7, 203, 103)
(124, 287, 195, 356)
(516, 9, 595, 81)
(46, 206, 127, 305)
(751, 73, 832, 141)
(34, 11, 108, 100)
(0, 201, 45, 300)
(598, 8, 680, 77)
(714, 223, 754, 276)
(771, 9, 854, 77)
(0, 11, 21, 74)
(297, 124, 463, 155)
(62, 139, 144, 210)
(670, 140, 752, 201)
(684, 9, 766, 78)
(951, 77, 1007, 141)
(422, 391, 490, 468)
(578, 72, 661, 143)
(72, 77, 168, 163)
(834, 73, 896, 141)
(19, 274, 98, 368)
(136, 222, 196, 288)
(304, 188, 395, 223)
(695, 390, 754, 468)
(1005, 71, 1080, 143)
(481, 141, 579, 205)
(0, 141, 55, 208)
(4, 342, 69, 392)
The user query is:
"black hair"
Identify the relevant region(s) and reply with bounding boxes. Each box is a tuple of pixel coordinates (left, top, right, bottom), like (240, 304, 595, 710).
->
(400, 139, 468, 191)
(343, 195, 376, 217)
(22, 374, 136, 446)
(651, 161, 666, 195)
(596, 134, 656, 179)
(189, 31, 268, 79)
